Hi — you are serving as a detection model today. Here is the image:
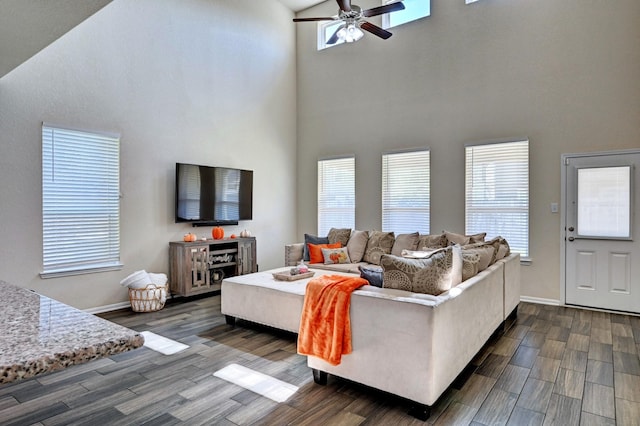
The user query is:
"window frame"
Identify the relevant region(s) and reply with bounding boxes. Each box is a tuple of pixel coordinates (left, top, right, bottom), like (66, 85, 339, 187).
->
(317, 156, 355, 236)
(465, 139, 530, 258)
(317, 20, 344, 50)
(41, 123, 122, 278)
(381, 148, 430, 234)
(382, 0, 431, 30)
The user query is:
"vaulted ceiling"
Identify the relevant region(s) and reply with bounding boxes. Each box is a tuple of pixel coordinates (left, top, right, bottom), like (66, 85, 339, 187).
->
(0, 0, 326, 80)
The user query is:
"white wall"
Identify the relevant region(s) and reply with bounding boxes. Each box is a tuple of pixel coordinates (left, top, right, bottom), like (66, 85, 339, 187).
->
(0, 0, 298, 309)
(295, 0, 640, 302)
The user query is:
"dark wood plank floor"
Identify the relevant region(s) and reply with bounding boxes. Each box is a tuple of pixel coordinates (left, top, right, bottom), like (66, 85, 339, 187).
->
(1, 297, 640, 425)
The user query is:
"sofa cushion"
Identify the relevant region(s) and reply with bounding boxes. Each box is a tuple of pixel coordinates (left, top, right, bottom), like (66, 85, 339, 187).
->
(359, 265, 384, 288)
(391, 232, 419, 256)
(380, 246, 462, 295)
(328, 228, 352, 247)
(417, 233, 446, 250)
(363, 231, 395, 265)
(347, 230, 369, 263)
(308, 243, 341, 264)
(322, 247, 351, 265)
(444, 231, 487, 246)
(303, 234, 329, 261)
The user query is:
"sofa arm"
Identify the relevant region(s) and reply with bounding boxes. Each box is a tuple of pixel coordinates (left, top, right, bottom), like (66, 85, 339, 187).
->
(285, 243, 304, 266)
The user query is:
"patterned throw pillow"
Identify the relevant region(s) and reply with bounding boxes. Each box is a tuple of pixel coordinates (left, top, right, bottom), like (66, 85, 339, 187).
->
(417, 233, 446, 250)
(391, 232, 419, 256)
(380, 246, 463, 296)
(303, 234, 329, 261)
(461, 250, 480, 281)
(363, 231, 395, 265)
(359, 265, 383, 287)
(462, 245, 495, 271)
(346, 230, 368, 263)
(322, 247, 351, 265)
(328, 228, 352, 247)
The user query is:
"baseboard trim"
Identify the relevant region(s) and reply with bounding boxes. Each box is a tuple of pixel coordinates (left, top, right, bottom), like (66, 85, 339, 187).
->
(520, 296, 560, 306)
(84, 301, 131, 314)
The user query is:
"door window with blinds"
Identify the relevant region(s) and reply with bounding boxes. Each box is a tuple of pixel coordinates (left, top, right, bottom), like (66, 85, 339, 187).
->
(465, 140, 529, 257)
(382, 149, 430, 234)
(318, 157, 355, 236)
(41, 124, 122, 277)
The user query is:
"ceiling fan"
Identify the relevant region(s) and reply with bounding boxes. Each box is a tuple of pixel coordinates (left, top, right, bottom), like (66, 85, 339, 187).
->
(293, 0, 405, 45)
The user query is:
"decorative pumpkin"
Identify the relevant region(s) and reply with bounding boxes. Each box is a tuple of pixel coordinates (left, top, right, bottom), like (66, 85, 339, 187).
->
(183, 233, 197, 242)
(239, 229, 251, 238)
(212, 226, 225, 240)
(230, 234, 237, 239)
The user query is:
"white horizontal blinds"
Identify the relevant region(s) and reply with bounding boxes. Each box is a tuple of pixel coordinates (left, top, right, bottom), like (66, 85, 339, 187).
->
(42, 124, 121, 274)
(382, 149, 430, 234)
(318, 157, 355, 236)
(465, 140, 529, 256)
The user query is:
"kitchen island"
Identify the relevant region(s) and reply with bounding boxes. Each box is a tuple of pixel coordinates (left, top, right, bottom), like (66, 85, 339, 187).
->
(0, 280, 144, 384)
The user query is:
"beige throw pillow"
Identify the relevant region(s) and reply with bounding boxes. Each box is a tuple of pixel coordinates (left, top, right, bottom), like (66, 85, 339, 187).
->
(462, 244, 495, 271)
(363, 231, 395, 265)
(391, 232, 419, 256)
(346, 230, 369, 263)
(381, 246, 463, 296)
(461, 250, 480, 281)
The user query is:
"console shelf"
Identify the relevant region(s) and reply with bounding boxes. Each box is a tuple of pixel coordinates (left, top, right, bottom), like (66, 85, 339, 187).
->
(169, 237, 256, 297)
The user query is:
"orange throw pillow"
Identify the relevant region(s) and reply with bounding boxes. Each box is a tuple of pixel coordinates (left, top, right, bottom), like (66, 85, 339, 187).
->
(308, 243, 341, 264)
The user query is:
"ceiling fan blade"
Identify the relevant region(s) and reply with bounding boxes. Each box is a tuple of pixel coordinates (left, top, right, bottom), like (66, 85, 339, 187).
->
(336, 0, 352, 12)
(293, 17, 336, 22)
(363, 2, 405, 18)
(326, 25, 344, 45)
(360, 21, 393, 39)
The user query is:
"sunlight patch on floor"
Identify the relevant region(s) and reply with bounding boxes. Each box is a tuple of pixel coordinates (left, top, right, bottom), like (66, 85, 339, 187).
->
(141, 331, 189, 355)
(214, 363, 299, 402)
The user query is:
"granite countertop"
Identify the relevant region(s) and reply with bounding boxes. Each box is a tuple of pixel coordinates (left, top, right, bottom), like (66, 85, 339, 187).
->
(0, 280, 144, 384)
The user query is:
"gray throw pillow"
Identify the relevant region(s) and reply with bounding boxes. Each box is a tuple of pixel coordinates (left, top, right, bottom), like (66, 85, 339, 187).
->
(303, 234, 329, 261)
(359, 265, 383, 287)
(417, 233, 446, 250)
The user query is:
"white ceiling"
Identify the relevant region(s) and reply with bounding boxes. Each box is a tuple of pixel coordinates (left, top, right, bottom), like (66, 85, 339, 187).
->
(278, 0, 326, 13)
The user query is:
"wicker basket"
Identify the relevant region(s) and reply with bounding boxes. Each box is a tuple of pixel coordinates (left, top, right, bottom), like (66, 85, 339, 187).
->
(128, 284, 167, 312)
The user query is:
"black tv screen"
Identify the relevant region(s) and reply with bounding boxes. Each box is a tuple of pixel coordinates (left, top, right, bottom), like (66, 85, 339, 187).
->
(175, 163, 253, 224)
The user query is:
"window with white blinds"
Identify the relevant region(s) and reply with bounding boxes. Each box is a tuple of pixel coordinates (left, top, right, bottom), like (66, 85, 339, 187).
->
(318, 157, 355, 236)
(465, 140, 529, 257)
(382, 149, 430, 234)
(42, 124, 122, 277)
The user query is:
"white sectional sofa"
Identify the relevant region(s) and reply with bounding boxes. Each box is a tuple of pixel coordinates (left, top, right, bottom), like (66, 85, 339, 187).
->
(221, 245, 520, 420)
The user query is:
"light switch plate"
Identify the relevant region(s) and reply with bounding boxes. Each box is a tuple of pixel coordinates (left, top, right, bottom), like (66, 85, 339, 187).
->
(551, 203, 558, 213)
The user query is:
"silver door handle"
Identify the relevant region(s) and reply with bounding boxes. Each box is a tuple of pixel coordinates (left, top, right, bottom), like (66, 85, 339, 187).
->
(568, 237, 575, 241)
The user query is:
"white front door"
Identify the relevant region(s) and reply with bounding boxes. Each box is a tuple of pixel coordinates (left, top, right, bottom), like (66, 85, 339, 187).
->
(564, 151, 640, 314)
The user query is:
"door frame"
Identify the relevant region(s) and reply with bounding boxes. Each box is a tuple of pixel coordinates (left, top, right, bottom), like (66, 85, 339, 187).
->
(560, 148, 640, 307)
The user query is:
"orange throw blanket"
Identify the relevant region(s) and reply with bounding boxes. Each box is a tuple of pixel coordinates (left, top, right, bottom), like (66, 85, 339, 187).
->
(297, 275, 368, 365)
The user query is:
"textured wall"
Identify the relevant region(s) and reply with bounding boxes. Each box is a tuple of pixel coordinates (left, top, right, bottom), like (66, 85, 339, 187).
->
(0, 0, 297, 309)
(295, 0, 640, 302)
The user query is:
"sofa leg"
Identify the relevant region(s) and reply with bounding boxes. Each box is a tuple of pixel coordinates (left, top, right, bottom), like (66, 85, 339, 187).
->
(225, 315, 236, 326)
(408, 403, 431, 421)
(312, 368, 327, 385)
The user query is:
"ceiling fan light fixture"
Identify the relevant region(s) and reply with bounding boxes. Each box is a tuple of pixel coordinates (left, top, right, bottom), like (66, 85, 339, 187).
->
(338, 23, 364, 43)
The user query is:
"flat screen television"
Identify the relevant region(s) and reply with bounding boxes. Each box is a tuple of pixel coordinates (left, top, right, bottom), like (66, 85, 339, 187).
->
(175, 163, 253, 225)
